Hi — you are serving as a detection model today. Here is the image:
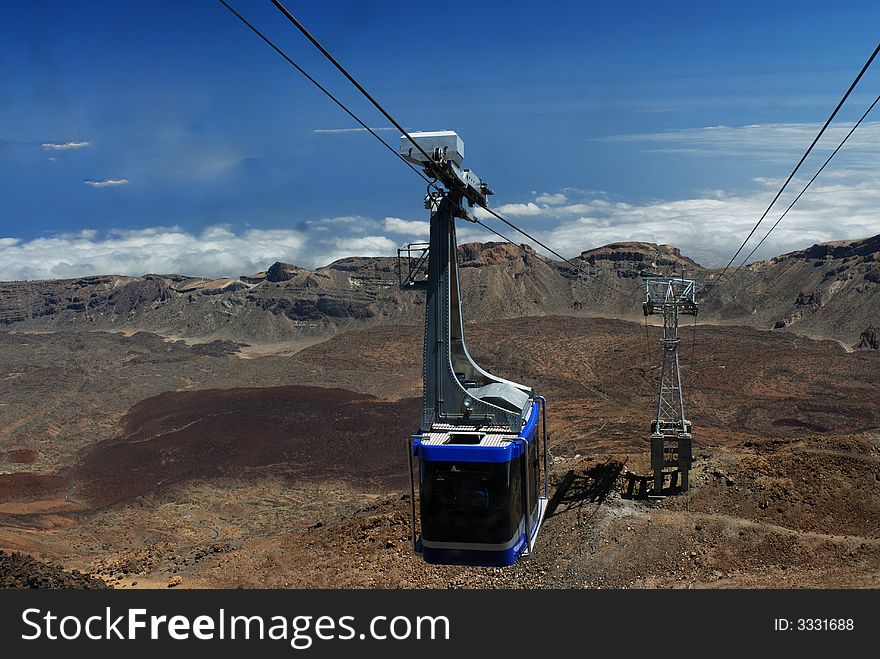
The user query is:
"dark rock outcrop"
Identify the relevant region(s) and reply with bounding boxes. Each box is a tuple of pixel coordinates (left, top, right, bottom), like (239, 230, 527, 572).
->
(795, 234, 880, 261)
(0, 551, 107, 589)
(266, 262, 305, 282)
(856, 326, 879, 350)
(577, 242, 702, 274)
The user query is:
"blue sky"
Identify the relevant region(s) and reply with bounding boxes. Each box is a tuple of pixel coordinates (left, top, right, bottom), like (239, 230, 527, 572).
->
(2, 0, 880, 279)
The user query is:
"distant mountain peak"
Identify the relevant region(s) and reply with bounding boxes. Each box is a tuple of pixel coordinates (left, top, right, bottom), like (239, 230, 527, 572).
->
(577, 241, 703, 271)
(2, 236, 878, 347)
(458, 241, 537, 267)
(266, 261, 309, 282)
(775, 234, 880, 263)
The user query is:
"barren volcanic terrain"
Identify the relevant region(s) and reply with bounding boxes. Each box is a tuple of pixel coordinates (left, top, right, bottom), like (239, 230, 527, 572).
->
(0, 312, 877, 588)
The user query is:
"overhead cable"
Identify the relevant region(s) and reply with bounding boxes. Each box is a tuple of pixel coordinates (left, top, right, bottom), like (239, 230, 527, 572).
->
(705, 41, 880, 294)
(727, 93, 880, 280)
(267, 0, 628, 295)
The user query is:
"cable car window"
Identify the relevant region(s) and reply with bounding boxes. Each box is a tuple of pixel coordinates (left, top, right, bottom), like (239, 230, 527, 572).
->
(420, 460, 522, 545)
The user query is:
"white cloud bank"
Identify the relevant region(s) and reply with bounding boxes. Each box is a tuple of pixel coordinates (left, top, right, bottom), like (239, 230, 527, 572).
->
(594, 121, 880, 164)
(42, 141, 90, 150)
(4, 172, 878, 282)
(384, 216, 429, 237)
(0, 221, 415, 281)
(461, 121, 880, 265)
(474, 176, 880, 267)
(84, 178, 129, 188)
(3, 151, 879, 280)
(535, 193, 567, 205)
(0, 226, 309, 281)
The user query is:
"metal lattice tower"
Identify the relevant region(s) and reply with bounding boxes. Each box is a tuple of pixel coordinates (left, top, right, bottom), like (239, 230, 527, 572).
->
(643, 277, 698, 494)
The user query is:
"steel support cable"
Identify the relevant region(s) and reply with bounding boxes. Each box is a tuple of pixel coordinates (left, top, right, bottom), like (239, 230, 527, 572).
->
(726, 92, 880, 281)
(473, 219, 517, 245)
(224, 0, 626, 296)
(217, 0, 437, 189)
(219, 1, 517, 288)
(475, 218, 625, 293)
(704, 41, 880, 295)
(476, 205, 628, 295)
(221, 0, 538, 292)
(268, 0, 631, 296)
(269, 0, 441, 174)
(220, 0, 550, 280)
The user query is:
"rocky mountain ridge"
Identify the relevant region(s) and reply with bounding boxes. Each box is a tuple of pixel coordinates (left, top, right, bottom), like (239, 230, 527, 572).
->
(1, 236, 877, 347)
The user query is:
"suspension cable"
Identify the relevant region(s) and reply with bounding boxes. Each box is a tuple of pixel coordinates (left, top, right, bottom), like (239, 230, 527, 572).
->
(224, 0, 628, 296)
(268, 0, 627, 294)
(725, 93, 880, 281)
(217, 0, 436, 189)
(704, 41, 880, 295)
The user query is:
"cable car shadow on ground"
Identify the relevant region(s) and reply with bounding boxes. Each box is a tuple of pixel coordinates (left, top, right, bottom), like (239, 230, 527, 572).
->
(545, 459, 625, 523)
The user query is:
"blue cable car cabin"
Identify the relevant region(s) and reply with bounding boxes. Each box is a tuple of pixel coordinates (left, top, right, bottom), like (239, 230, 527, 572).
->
(398, 131, 549, 567)
(412, 399, 547, 566)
